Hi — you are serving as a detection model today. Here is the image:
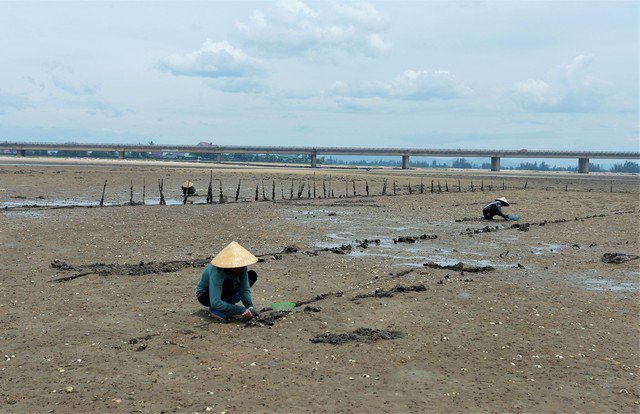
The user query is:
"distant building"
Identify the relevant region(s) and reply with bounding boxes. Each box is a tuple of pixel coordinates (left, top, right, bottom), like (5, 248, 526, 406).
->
(197, 141, 214, 147)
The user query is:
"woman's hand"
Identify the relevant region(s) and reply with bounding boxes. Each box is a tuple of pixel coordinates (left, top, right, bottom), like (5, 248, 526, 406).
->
(242, 309, 254, 320)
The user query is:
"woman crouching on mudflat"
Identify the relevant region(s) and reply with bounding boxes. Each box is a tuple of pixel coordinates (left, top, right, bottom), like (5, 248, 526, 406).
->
(196, 241, 259, 321)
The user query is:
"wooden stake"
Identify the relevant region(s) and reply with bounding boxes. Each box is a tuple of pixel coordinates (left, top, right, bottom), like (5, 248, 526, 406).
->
(458, 179, 461, 192)
(99, 180, 107, 206)
(365, 180, 369, 196)
(235, 180, 241, 202)
(502, 180, 505, 191)
(382, 179, 387, 195)
(323, 180, 327, 198)
(142, 178, 146, 205)
(420, 177, 424, 194)
(445, 180, 449, 192)
(431, 180, 434, 193)
(207, 171, 213, 204)
(255, 184, 259, 201)
(158, 179, 166, 205)
(130, 180, 134, 205)
(290, 180, 294, 200)
(393, 180, 397, 195)
(261, 179, 267, 201)
(313, 173, 316, 198)
(523, 180, 528, 190)
(480, 179, 484, 191)
(272, 180, 276, 200)
(408, 181, 412, 194)
(470, 180, 475, 192)
(352, 179, 356, 196)
(437, 180, 441, 193)
(219, 180, 224, 203)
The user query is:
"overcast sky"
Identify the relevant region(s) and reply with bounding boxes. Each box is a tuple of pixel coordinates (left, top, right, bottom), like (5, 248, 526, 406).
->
(0, 1, 637, 151)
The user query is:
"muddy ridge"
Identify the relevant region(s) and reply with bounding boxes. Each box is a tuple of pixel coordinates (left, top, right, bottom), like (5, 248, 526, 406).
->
(461, 210, 637, 236)
(352, 284, 427, 300)
(423, 261, 495, 272)
(52, 258, 212, 282)
(310, 328, 405, 345)
(393, 234, 438, 243)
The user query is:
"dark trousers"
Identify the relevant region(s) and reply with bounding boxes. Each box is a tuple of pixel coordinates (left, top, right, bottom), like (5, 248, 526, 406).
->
(197, 270, 257, 308)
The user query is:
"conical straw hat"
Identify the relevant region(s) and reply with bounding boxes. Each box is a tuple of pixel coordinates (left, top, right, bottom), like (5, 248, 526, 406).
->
(211, 241, 258, 268)
(495, 197, 509, 206)
(183, 180, 193, 188)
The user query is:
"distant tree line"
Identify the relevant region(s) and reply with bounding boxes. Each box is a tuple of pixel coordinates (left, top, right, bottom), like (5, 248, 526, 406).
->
(323, 157, 639, 173)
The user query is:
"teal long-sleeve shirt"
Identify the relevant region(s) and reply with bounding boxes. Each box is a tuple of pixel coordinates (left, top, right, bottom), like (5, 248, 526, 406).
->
(196, 264, 253, 315)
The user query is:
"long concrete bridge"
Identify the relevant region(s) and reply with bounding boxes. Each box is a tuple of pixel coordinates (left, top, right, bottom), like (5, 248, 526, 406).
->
(1, 141, 638, 173)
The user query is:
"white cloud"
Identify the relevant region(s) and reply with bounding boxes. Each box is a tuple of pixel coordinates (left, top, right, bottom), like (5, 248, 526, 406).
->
(388, 70, 472, 100)
(237, 0, 391, 57)
(207, 78, 268, 94)
(558, 54, 593, 76)
(158, 40, 261, 78)
(329, 69, 471, 103)
(513, 54, 606, 113)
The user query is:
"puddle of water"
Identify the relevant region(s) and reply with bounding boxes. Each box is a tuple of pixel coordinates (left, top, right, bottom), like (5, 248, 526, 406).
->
(583, 280, 639, 292)
(1, 198, 194, 208)
(137, 198, 186, 206)
(0, 200, 101, 208)
(392, 262, 426, 267)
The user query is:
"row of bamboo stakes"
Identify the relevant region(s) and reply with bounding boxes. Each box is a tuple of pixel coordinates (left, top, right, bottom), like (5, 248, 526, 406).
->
(97, 171, 619, 206)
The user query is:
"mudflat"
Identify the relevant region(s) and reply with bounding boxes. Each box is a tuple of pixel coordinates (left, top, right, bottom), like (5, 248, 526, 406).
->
(1, 158, 639, 413)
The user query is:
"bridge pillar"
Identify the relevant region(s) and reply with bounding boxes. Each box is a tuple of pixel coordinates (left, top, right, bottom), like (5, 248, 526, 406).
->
(17, 149, 26, 157)
(118, 150, 125, 160)
(402, 155, 410, 169)
(491, 156, 501, 171)
(310, 152, 317, 168)
(578, 157, 590, 174)
(215, 152, 222, 162)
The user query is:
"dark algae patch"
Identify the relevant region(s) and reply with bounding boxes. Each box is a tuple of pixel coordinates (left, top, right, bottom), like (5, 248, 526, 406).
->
(310, 328, 405, 345)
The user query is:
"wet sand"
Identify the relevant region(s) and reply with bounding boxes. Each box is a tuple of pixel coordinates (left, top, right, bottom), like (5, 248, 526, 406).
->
(1, 159, 639, 413)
